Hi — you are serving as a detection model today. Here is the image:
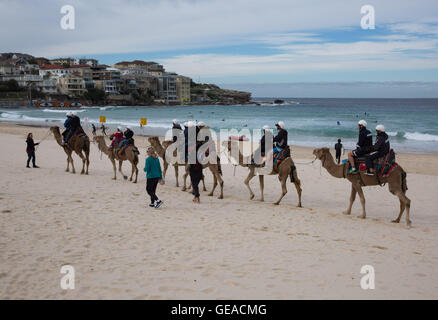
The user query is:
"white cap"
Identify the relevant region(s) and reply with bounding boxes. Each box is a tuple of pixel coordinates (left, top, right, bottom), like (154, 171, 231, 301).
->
(72, 111, 77, 116)
(126, 126, 132, 130)
(173, 119, 179, 125)
(198, 121, 205, 127)
(183, 121, 188, 127)
(66, 112, 72, 116)
(358, 120, 367, 127)
(117, 126, 122, 130)
(263, 125, 270, 130)
(276, 121, 285, 129)
(187, 121, 195, 127)
(376, 124, 385, 132)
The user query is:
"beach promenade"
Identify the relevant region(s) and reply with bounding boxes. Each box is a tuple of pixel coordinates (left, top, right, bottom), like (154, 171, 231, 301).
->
(1, 123, 437, 299)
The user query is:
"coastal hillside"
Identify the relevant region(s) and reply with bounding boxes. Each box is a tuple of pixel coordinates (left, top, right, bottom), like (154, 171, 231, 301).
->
(0, 52, 251, 106)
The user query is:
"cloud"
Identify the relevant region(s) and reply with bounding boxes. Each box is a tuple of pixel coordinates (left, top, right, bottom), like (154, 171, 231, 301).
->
(1, 0, 438, 57)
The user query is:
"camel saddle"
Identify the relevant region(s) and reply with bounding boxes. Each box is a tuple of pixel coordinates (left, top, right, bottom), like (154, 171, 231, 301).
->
(352, 149, 398, 177)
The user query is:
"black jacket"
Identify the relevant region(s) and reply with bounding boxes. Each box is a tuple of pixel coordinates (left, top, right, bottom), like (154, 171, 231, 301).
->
(70, 115, 80, 129)
(372, 132, 390, 156)
(357, 127, 373, 151)
(273, 129, 288, 149)
(26, 138, 39, 152)
(335, 142, 343, 154)
(124, 129, 134, 139)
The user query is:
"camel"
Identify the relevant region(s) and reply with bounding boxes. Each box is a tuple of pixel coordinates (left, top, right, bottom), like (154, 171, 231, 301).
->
(148, 136, 224, 199)
(224, 140, 302, 206)
(148, 136, 205, 190)
(313, 148, 411, 226)
(93, 135, 139, 183)
(50, 126, 90, 175)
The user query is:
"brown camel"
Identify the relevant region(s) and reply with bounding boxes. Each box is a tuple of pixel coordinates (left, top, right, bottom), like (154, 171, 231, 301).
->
(225, 140, 302, 206)
(50, 126, 90, 174)
(148, 136, 224, 199)
(93, 135, 139, 183)
(313, 148, 411, 226)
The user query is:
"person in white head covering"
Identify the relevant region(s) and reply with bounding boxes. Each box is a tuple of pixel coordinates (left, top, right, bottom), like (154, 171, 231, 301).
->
(347, 120, 373, 174)
(172, 119, 182, 142)
(273, 121, 287, 150)
(365, 124, 390, 175)
(260, 125, 272, 157)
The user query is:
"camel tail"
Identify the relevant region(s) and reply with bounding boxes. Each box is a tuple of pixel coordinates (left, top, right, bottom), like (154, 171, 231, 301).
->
(401, 170, 408, 193)
(289, 164, 296, 183)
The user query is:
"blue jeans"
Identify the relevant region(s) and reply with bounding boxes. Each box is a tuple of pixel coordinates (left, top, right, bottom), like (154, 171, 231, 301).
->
(27, 151, 36, 167)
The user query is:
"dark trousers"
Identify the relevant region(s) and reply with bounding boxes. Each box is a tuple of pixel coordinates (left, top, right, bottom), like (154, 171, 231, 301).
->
(190, 168, 203, 198)
(146, 178, 159, 204)
(336, 152, 341, 164)
(366, 152, 382, 170)
(27, 151, 36, 167)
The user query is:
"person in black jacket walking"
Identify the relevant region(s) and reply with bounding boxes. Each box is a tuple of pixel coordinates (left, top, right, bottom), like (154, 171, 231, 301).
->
(334, 139, 343, 164)
(26, 133, 39, 168)
(365, 125, 390, 175)
(347, 120, 373, 174)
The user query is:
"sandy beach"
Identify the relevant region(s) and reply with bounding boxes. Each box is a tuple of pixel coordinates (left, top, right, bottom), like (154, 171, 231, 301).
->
(1, 122, 437, 299)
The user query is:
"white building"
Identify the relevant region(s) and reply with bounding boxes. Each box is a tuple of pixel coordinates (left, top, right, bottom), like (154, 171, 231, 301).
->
(39, 65, 70, 78)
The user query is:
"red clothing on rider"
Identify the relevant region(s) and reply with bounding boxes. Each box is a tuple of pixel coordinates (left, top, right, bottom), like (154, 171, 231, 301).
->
(110, 131, 123, 148)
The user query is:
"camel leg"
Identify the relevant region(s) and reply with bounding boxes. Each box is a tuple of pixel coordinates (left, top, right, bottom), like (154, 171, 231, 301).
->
(202, 175, 207, 192)
(134, 162, 138, 184)
(111, 158, 117, 180)
(293, 170, 302, 207)
(259, 175, 264, 201)
(216, 170, 224, 199)
(85, 152, 90, 175)
(129, 161, 134, 181)
(343, 185, 357, 215)
(119, 160, 127, 180)
(274, 175, 288, 205)
(69, 154, 76, 174)
(182, 166, 189, 191)
(244, 167, 256, 200)
(393, 190, 411, 227)
(208, 170, 217, 197)
(355, 185, 366, 219)
(75, 151, 86, 175)
(174, 165, 179, 187)
(392, 199, 405, 224)
(66, 155, 70, 172)
(163, 161, 168, 178)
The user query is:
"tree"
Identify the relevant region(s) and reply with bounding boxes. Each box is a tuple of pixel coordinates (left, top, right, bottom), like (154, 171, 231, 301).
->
(84, 88, 105, 104)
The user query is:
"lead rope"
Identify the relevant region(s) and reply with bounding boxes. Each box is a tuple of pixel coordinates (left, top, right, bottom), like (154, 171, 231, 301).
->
(35, 128, 52, 150)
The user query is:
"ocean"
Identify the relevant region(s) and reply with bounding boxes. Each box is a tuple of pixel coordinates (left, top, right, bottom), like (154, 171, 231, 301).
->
(1, 98, 438, 153)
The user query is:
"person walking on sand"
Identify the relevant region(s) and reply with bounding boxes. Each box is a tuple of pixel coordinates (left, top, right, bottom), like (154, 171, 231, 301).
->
(334, 139, 343, 164)
(144, 147, 163, 208)
(189, 138, 203, 204)
(101, 124, 107, 136)
(26, 133, 39, 168)
(91, 123, 97, 136)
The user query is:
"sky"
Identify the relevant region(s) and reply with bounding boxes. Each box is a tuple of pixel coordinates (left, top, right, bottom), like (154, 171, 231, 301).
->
(1, 0, 438, 97)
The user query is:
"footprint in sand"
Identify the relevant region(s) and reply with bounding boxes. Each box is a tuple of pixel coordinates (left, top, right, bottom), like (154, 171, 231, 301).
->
(371, 245, 388, 250)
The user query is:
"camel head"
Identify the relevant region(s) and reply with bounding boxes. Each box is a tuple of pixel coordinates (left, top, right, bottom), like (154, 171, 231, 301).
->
(50, 126, 60, 134)
(148, 136, 160, 146)
(93, 135, 104, 143)
(313, 147, 330, 161)
(162, 140, 173, 148)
